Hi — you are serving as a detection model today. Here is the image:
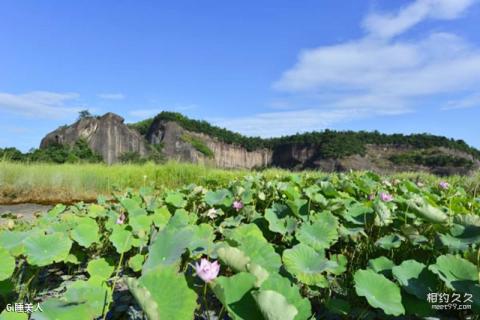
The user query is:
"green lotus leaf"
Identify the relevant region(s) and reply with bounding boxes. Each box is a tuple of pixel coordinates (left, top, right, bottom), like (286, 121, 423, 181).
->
(295, 211, 339, 251)
(234, 235, 281, 273)
(392, 260, 437, 300)
(48, 204, 66, 216)
(286, 198, 308, 220)
(226, 223, 266, 244)
(165, 191, 187, 208)
(63, 279, 111, 317)
(0, 247, 15, 281)
(0, 230, 28, 256)
(109, 225, 133, 254)
(211, 272, 262, 320)
(129, 214, 153, 234)
(65, 253, 80, 265)
(126, 277, 160, 319)
(329, 254, 348, 275)
(87, 204, 106, 218)
(188, 223, 215, 255)
(354, 269, 405, 316)
(428, 254, 478, 291)
(24, 232, 72, 267)
(168, 209, 196, 228)
(0, 310, 28, 320)
(70, 217, 99, 248)
(264, 203, 296, 235)
(367, 256, 395, 277)
(260, 273, 312, 320)
(439, 223, 480, 251)
(142, 226, 193, 273)
(344, 203, 374, 225)
(375, 233, 404, 250)
(128, 254, 145, 272)
(129, 266, 197, 320)
(373, 200, 393, 226)
(225, 224, 281, 272)
(217, 245, 251, 272)
(283, 244, 337, 287)
(401, 292, 434, 317)
(252, 290, 298, 320)
(246, 263, 270, 287)
(205, 189, 233, 207)
(30, 299, 93, 320)
(120, 198, 141, 213)
(152, 206, 171, 229)
(87, 258, 115, 281)
(0, 280, 14, 298)
(406, 196, 447, 224)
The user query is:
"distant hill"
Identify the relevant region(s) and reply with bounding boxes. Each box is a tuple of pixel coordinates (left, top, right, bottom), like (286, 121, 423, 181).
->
(14, 111, 479, 175)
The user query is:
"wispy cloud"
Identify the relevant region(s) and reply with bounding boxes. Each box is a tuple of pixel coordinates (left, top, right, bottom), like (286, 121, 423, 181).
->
(226, 0, 479, 136)
(0, 91, 81, 118)
(442, 93, 480, 110)
(98, 93, 125, 100)
(363, 0, 475, 38)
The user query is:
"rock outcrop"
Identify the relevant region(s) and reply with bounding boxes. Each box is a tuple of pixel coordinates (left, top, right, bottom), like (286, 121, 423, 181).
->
(40, 113, 148, 164)
(146, 120, 272, 169)
(40, 112, 480, 175)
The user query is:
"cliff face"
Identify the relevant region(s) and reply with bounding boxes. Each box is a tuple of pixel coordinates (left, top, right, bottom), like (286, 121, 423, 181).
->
(40, 113, 148, 164)
(40, 112, 479, 175)
(146, 120, 272, 169)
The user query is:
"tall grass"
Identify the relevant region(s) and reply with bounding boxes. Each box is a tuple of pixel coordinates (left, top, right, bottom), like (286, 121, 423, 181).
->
(0, 161, 252, 203)
(0, 160, 478, 204)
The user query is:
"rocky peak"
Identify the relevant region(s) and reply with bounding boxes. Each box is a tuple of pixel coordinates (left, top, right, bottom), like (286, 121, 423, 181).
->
(40, 112, 148, 164)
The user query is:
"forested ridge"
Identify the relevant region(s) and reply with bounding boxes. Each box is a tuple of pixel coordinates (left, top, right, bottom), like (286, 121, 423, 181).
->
(129, 111, 480, 159)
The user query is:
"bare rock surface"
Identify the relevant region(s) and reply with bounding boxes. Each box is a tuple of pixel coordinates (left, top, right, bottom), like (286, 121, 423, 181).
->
(41, 113, 149, 164)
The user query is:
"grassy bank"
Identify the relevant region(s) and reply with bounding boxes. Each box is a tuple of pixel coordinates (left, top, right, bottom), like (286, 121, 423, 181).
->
(0, 160, 478, 204)
(0, 161, 246, 203)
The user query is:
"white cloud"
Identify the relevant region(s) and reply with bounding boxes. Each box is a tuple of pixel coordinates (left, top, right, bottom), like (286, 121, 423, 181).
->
(0, 91, 81, 118)
(363, 0, 475, 38)
(229, 0, 480, 137)
(98, 93, 125, 100)
(442, 93, 480, 110)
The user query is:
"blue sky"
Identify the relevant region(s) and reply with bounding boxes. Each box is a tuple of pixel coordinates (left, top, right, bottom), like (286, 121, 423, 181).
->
(1, 0, 479, 151)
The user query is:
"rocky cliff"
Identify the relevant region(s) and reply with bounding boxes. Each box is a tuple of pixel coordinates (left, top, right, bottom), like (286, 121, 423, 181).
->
(40, 112, 480, 175)
(146, 120, 272, 169)
(40, 113, 148, 164)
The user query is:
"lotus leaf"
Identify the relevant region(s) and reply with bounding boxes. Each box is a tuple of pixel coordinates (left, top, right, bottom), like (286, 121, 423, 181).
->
(283, 244, 337, 286)
(354, 269, 404, 316)
(70, 217, 99, 248)
(0, 247, 15, 281)
(252, 290, 298, 320)
(129, 266, 197, 320)
(428, 254, 478, 291)
(87, 258, 115, 281)
(211, 272, 262, 320)
(24, 232, 72, 266)
(296, 211, 339, 251)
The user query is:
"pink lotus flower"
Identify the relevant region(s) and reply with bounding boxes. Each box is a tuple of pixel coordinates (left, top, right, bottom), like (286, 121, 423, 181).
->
(439, 181, 450, 189)
(233, 200, 244, 212)
(195, 259, 220, 283)
(116, 213, 126, 225)
(380, 192, 393, 202)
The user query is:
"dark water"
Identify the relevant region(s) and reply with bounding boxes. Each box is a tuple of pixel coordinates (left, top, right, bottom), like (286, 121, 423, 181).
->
(0, 203, 53, 224)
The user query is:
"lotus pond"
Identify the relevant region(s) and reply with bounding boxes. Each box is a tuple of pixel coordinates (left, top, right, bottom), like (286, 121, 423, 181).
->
(0, 172, 479, 319)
